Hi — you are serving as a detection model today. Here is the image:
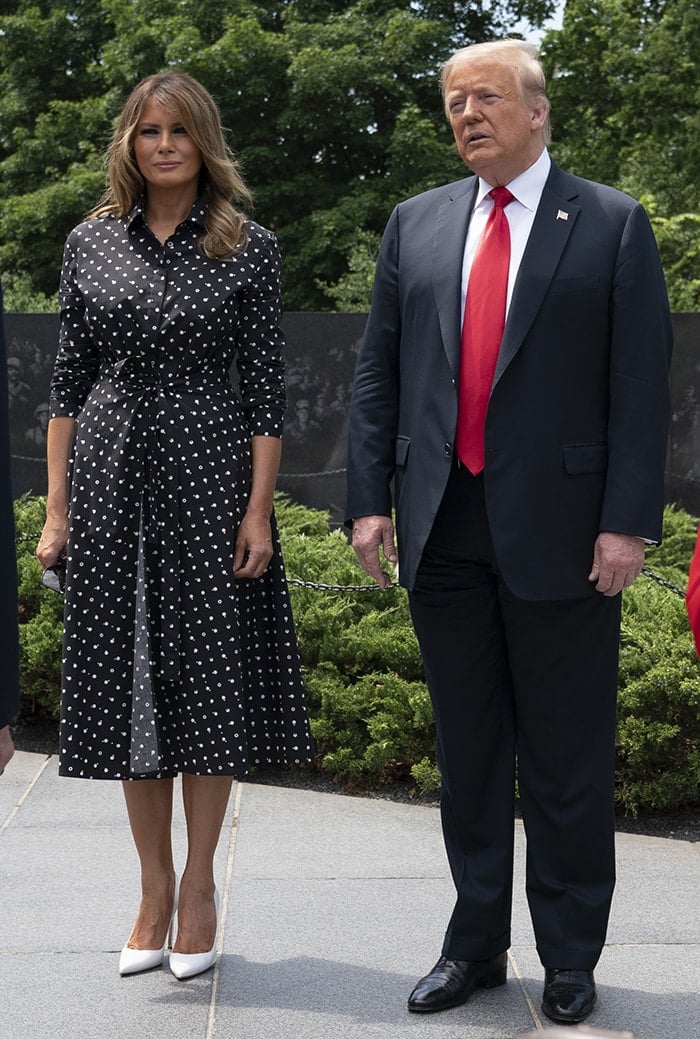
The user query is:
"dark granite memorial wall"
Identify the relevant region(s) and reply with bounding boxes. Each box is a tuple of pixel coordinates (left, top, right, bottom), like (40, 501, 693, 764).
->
(5, 315, 55, 504)
(4, 312, 700, 527)
(4, 312, 366, 527)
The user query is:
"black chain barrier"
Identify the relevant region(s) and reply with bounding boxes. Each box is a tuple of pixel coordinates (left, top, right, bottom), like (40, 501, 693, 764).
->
(278, 467, 347, 479)
(639, 566, 686, 599)
(287, 577, 400, 592)
(15, 531, 687, 599)
(10, 455, 348, 480)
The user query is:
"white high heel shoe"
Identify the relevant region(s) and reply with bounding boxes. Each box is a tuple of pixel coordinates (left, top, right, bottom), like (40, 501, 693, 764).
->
(169, 888, 220, 980)
(119, 879, 179, 976)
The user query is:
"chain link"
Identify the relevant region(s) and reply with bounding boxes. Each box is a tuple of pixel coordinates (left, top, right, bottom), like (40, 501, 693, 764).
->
(640, 566, 686, 599)
(14, 532, 688, 598)
(287, 577, 399, 592)
(278, 467, 346, 479)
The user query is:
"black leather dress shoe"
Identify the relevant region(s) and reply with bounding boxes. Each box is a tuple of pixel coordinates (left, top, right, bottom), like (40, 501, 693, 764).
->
(407, 952, 507, 1013)
(541, 968, 596, 1023)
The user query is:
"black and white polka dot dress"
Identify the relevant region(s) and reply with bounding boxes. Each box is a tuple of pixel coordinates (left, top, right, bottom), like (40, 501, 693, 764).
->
(49, 199, 314, 780)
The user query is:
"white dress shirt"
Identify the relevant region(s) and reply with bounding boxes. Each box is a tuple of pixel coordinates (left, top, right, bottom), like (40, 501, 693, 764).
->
(461, 148, 551, 319)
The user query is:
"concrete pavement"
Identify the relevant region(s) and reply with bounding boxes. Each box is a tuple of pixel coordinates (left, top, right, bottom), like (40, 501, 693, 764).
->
(1, 750, 698, 1039)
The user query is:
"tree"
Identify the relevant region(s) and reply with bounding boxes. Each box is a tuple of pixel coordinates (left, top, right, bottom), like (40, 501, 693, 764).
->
(646, 203, 700, 312)
(542, 0, 700, 307)
(0, 0, 554, 310)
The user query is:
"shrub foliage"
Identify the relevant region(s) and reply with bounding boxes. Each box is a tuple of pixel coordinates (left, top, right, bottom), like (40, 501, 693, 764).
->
(14, 495, 65, 720)
(13, 494, 700, 814)
(616, 506, 700, 814)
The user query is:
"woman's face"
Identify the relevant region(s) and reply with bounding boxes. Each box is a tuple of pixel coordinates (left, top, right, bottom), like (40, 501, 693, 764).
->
(132, 98, 203, 196)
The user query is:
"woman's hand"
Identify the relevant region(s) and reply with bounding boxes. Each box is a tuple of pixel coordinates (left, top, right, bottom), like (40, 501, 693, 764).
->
(232, 507, 274, 580)
(36, 515, 69, 569)
(233, 435, 281, 579)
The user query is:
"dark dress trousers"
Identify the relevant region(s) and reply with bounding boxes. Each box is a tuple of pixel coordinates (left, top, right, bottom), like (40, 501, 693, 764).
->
(346, 162, 672, 969)
(0, 285, 20, 728)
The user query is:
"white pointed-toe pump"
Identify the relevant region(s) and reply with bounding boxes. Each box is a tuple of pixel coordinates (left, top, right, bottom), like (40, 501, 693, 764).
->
(119, 879, 179, 977)
(169, 888, 220, 980)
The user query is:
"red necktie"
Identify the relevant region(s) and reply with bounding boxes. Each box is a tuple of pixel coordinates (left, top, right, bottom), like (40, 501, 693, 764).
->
(456, 186, 514, 474)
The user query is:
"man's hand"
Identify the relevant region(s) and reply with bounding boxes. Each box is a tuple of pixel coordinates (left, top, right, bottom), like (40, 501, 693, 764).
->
(0, 724, 15, 776)
(588, 532, 645, 597)
(351, 515, 397, 589)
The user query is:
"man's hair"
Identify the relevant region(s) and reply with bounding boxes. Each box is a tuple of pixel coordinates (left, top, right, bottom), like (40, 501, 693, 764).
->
(90, 72, 252, 258)
(440, 39, 552, 145)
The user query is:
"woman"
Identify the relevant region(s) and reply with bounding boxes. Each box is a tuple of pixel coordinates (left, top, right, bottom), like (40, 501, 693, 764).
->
(687, 528, 700, 654)
(36, 73, 313, 979)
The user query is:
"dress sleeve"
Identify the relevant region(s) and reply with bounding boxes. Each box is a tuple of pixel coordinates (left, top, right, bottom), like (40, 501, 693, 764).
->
(235, 227, 286, 437)
(687, 528, 700, 656)
(49, 230, 100, 418)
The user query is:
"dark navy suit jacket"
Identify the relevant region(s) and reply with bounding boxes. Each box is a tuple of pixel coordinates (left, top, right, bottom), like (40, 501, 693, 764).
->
(347, 162, 673, 599)
(1, 286, 20, 726)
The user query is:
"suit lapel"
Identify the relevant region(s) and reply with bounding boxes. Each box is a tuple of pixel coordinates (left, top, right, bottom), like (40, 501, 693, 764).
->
(493, 167, 581, 386)
(432, 178, 478, 381)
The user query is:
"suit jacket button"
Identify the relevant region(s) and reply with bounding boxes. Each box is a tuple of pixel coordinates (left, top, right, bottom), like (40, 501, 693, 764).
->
(444, 443, 452, 456)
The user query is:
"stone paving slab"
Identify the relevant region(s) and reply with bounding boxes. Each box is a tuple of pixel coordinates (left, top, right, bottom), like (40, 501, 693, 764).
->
(1, 953, 214, 1039)
(1, 752, 698, 1039)
(515, 944, 700, 1038)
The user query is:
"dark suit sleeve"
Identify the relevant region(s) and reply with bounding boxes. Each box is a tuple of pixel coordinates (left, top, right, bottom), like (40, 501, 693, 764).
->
(599, 202, 673, 541)
(346, 206, 401, 522)
(0, 285, 20, 727)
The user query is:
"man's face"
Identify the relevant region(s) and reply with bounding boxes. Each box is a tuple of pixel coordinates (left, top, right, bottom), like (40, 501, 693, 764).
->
(443, 59, 547, 185)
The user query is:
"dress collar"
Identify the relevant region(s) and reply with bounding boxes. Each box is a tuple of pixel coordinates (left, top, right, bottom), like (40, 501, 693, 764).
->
(124, 196, 208, 231)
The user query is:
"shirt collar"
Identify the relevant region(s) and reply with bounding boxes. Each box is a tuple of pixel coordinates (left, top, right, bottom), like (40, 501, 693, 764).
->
(124, 198, 146, 230)
(475, 148, 551, 211)
(124, 195, 208, 231)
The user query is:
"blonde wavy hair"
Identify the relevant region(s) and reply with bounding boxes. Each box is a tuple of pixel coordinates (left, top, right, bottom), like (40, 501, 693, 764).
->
(89, 73, 252, 258)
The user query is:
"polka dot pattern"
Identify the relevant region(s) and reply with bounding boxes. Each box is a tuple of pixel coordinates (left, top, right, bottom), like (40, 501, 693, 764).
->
(50, 199, 314, 780)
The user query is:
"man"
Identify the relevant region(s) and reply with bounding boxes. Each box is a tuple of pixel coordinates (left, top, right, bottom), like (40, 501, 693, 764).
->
(346, 40, 672, 1025)
(0, 285, 20, 773)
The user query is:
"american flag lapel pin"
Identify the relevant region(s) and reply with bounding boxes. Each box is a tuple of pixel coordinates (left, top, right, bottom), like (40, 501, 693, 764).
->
(556, 209, 569, 221)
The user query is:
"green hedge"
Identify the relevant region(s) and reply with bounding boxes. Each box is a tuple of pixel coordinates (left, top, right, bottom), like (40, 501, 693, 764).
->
(616, 508, 700, 813)
(15, 495, 65, 720)
(13, 494, 700, 814)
